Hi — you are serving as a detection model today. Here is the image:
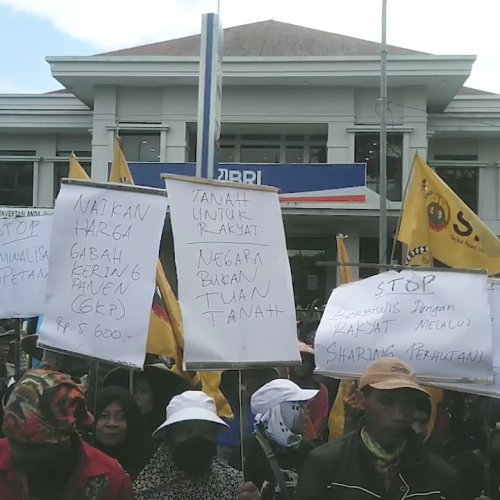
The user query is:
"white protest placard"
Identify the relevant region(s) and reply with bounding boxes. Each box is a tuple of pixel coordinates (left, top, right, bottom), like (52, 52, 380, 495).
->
(0, 215, 53, 318)
(39, 180, 168, 368)
(165, 175, 300, 369)
(315, 269, 493, 383)
(433, 280, 500, 397)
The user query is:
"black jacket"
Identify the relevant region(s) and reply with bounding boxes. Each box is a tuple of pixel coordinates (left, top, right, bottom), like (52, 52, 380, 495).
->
(295, 430, 460, 500)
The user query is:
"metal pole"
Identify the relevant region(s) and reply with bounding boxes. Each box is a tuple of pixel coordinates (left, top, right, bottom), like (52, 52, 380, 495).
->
(379, 0, 388, 267)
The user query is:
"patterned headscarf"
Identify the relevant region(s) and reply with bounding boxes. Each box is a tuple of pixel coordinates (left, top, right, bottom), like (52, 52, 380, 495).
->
(2, 369, 94, 444)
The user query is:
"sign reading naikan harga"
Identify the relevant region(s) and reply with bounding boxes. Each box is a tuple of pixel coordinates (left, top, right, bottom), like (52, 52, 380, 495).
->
(127, 163, 367, 203)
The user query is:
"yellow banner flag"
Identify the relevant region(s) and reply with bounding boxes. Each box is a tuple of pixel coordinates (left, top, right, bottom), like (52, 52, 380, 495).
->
(109, 139, 233, 418)
(68, 153, 90, 181)
(398, 154, 500, 274)
(328, 235, 357, 441)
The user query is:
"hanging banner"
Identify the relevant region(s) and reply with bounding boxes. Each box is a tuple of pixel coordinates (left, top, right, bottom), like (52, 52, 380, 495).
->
(315, 269, 493, 383)
(39, 180, 168, 368)
(164, 174, 301, 369)
(0, 214, 53, 318)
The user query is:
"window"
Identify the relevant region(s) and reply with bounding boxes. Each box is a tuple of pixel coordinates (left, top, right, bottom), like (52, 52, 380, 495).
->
(120, 133, 160, 162)
(355, 133, 403, 201)
(240, 145, 280, 163)
(0, 151, 35, 206)
(309, 145, 327, 163)
(432, 154, 479, 213)
(359, 237, 395, 279)
(286, 146, 304, 163)
(54, 151, 91, 198)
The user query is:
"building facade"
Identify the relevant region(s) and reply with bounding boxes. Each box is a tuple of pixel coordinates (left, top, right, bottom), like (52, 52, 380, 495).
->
(1, 21, 500, 306)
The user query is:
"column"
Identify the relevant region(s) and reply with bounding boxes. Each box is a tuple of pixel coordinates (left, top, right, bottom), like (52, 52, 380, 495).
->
(35, 135, 56, 207)
(91, 86, 117, 181)
(165, 121, 188, 162)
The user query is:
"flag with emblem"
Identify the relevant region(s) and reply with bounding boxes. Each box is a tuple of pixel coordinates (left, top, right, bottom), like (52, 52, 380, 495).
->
(398, 154, 500, 275)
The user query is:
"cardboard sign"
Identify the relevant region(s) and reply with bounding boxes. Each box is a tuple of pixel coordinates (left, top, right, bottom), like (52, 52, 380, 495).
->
(39, 181, 168, 368)
(0, 215, 53, 318)
(315, 269, 493, 383)
(165, 175, 300, 369)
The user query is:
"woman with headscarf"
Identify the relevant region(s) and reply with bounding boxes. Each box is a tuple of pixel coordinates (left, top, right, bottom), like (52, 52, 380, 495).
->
(103, 363, 191, 438)
(244, 379, 318, 500)
(93, 386, 147, 480)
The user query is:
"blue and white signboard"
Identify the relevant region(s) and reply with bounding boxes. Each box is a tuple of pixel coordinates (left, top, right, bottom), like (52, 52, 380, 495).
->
(128, 162, 366, 203)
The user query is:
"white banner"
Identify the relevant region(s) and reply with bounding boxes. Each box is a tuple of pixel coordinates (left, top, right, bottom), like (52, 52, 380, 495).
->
(165, 176, 300, 369)
(0, 215, 53, 318)
(315, 269, 493, 383)
(39, 182, 168, 368)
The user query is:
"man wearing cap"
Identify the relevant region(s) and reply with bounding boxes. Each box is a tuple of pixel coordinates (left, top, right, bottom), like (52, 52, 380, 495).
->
(133, 390, 242, 500)
(0, 369, 133, 500)
(295, 358, 459, 500)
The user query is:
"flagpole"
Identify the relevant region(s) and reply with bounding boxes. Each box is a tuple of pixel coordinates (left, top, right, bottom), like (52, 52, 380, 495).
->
(379, 0, 388, 266)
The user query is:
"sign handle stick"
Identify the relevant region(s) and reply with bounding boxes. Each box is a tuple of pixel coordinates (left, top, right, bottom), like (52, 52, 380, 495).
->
(129, 369, 134, 394)
(239, 369, 246, 480)
(86, 360, 99, 445)
(14, 319, 22, 380)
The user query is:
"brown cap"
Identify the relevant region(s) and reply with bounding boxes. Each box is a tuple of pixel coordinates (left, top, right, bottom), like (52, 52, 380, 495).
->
(359, 358, 430, 397)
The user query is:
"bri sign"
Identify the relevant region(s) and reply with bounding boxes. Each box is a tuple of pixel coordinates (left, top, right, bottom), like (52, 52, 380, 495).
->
(128, 162, 367, 203)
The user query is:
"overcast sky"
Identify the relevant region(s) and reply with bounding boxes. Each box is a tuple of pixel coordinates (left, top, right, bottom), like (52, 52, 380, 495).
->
(1, 0, 499, 94)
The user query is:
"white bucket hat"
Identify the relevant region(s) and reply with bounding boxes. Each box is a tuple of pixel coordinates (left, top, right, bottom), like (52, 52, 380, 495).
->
(251, 379, 318, 416)
(153, 390, 229, 437)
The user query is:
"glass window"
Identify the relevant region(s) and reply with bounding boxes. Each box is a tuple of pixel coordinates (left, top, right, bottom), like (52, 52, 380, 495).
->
(219, 146, 235, 162)
(54, 151, 91, 198)
(240, 146, 280, 163)
(309, 145, 327, 163)
(0, 162, 34, 206)
(120, 133, 160, 162)
(355, 133, 403, 201)
(435, 167, 478, 212)
(286, 146, 304, 163)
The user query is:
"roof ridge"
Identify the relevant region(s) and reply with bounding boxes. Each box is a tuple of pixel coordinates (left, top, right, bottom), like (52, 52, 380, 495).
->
(99, 19, 427, 57)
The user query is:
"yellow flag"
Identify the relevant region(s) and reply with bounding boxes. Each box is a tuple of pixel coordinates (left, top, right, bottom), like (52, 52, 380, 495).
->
(109, 139, 233, 418)
(328, 235, 357, 440)
(68, 153, 90, 181)
(398, 154, 500, 274)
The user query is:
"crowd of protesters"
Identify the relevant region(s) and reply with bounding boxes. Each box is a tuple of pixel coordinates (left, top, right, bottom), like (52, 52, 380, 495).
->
(0, 318, 498, 499)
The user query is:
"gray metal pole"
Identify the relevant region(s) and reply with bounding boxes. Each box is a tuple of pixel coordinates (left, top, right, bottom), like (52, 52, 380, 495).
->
(379, 0, 388, 267)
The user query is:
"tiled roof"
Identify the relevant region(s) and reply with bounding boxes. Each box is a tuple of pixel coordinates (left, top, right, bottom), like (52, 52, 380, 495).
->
(101, 20, 426, 57)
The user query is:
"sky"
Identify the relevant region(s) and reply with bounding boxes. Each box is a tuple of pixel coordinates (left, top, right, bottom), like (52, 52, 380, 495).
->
(0, 0, 499, 94)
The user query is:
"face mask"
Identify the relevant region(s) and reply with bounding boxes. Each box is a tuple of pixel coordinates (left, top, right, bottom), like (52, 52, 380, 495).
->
(172, 437, 216, 476)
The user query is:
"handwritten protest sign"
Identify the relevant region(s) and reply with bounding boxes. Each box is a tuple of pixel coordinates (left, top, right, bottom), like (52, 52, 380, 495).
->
(434, 280, 500, 397)
(0, 214, 53, 318)
(315, 269, 493, 383)
(165, 175, 300, 369)
(39, 180, 168, 368)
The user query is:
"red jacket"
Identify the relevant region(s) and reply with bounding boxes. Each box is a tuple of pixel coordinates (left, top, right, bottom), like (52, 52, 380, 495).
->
(0, 438, 133, 500)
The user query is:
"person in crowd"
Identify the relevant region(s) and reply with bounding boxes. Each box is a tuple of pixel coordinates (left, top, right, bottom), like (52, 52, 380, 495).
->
(0, 369, 133, 500)
(133, 390, 242, 500)
(244, 379, 318, 500)
(93, 386, 148, 480)
(426, 390, 486, 500)
(104, 362, 191, 437)
(295, 357, 459, 500)
(218, 368, 280, 469)
(290, 342, 329, 444)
